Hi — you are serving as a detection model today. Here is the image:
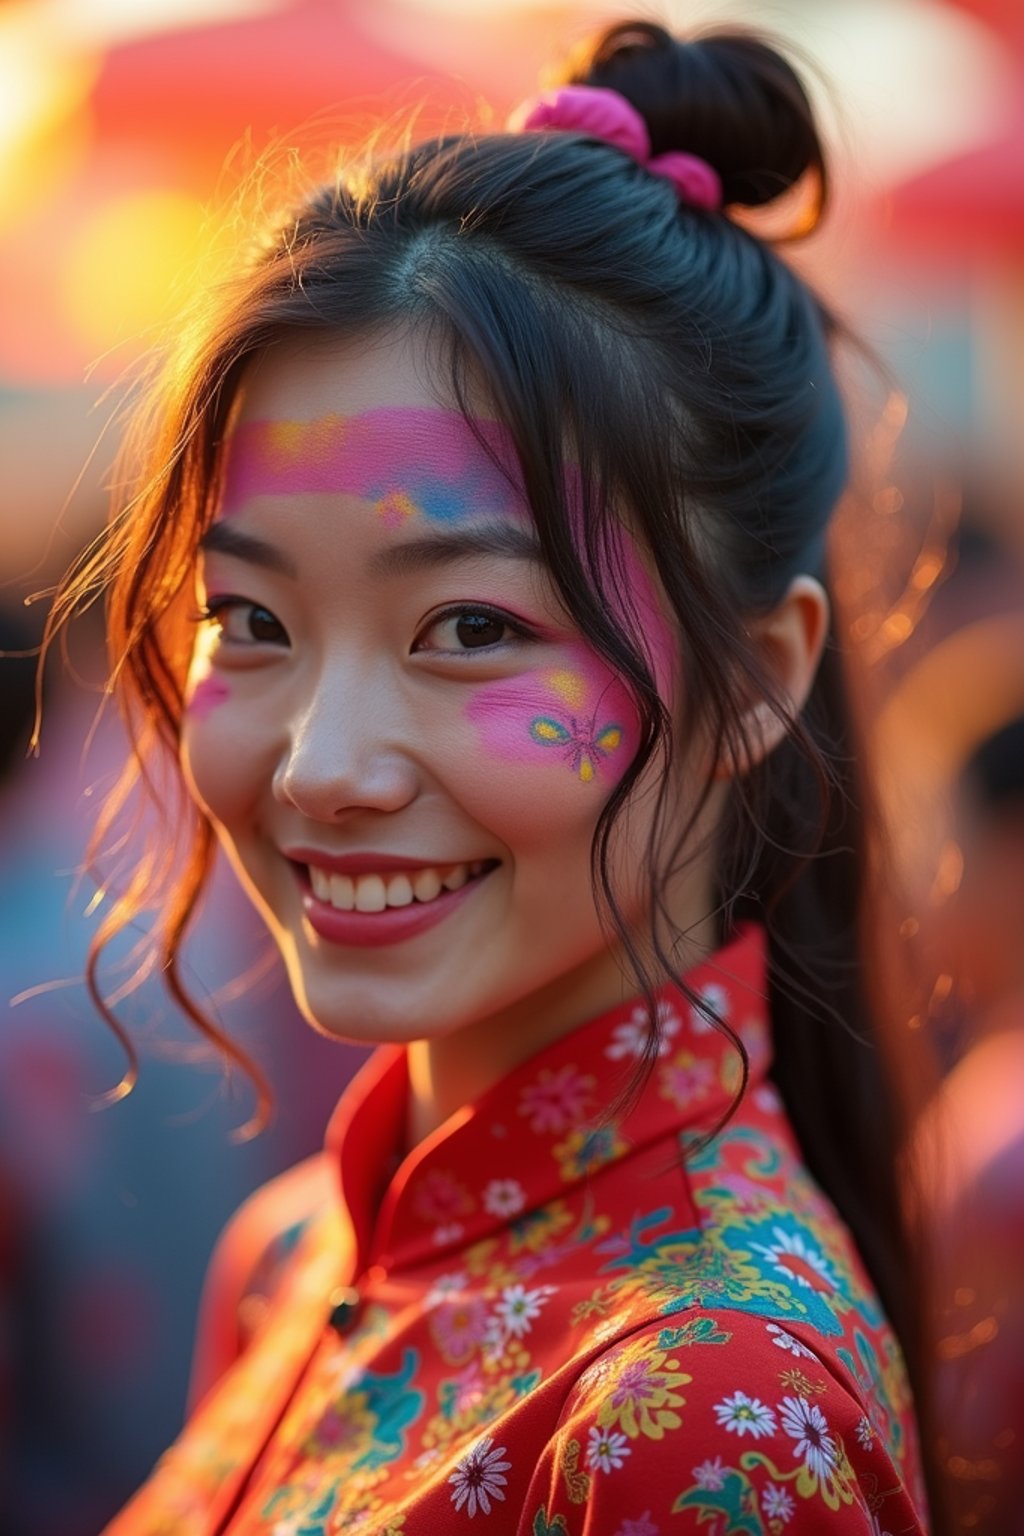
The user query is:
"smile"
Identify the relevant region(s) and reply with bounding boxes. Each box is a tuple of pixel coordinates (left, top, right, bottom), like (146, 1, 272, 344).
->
(307, 860, 491, 913)
(290, 856, 499, 949)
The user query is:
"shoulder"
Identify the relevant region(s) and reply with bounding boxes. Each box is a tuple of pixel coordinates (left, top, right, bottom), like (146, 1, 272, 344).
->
(516, 1310, 925, 1534)
(187, 1151, 337, 1411)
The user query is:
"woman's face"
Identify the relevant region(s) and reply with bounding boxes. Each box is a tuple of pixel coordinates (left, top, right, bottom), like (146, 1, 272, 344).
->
(180, 330, 706, 1050)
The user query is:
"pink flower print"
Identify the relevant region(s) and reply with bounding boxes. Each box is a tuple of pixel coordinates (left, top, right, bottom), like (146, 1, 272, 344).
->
(605, 1002, 681, 1061)
(691, 1455, 727, 1490)
(518, 1065, 595, 1134)
(430, 1294, 490, 1364)
(449, 1361, 486, 1418)
(657, 1049, 714, 1109)
(447, 1436, 512, 1517)
(482, 1178, 526, 1218)
(715, 1171, 773, 1212)
(413, 1168, 475, 1226)
(613, 1517, 659, 1536)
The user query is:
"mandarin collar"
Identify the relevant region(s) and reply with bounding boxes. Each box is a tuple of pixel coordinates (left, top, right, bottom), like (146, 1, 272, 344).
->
(325, 923, 769, 1280)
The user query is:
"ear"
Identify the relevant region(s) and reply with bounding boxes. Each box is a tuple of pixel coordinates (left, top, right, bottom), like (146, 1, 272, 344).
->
(715, 574, 831, 780)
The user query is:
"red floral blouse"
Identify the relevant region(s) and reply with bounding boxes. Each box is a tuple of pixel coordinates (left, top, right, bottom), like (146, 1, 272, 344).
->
(104, 925, 928, 1535)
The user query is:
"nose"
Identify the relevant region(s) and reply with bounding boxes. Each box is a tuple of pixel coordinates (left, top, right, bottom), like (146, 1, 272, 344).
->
(271, 661, 420, 822)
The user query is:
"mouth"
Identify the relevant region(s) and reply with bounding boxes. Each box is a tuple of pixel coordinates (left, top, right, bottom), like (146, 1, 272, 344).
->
(300, 858, 496, 913)
(288, 857, 500, 948)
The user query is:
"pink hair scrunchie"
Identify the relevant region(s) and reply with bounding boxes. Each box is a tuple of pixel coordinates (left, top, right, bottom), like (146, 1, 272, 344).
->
(507, 84, 723, 213)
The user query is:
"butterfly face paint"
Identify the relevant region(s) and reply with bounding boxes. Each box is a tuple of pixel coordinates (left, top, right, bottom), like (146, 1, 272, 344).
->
(466, 649, 637, 787)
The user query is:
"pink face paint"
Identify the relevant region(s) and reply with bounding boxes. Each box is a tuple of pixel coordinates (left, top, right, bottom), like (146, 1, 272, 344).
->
(219, 407, 529, 526)
(185, 676, 231, 720)
(466, 647, 638, 785)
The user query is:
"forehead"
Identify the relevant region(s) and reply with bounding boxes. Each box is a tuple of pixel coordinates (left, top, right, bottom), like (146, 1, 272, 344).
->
(221, 333, 527, 523)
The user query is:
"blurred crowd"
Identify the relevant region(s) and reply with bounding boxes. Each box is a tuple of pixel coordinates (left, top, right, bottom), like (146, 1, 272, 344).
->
(1, 1, 1023, 1531)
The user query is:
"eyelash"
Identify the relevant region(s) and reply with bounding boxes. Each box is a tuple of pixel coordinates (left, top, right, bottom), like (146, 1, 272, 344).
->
(193, 598, 537, 654)
(415, 602, 537, 656)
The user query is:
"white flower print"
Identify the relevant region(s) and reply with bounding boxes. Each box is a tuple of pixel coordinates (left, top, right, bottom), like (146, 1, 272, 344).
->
(433, 1222, 465, 1246)
(713, 1390, 777, 1439)
(448, 1436, 511, 1517)
(424, 1271, 469, 1310)
(587, 1425, 631, 1472)
(605, 1002, 681, 1060)
(493, 1283, 556, 1339)
(855, 1415, 875, 1448)
(762, 1483, 795, 1522)
(480, 1313, 507, 1362)
(690, 981, 729, 1032)
(692, 1455, 727, 1490)
(753, 1083, 781, 1114)
(779, 1396, 839, 1481)
(766, 1322, 817, 1359)
(750, 1227, 837, 1292)
(482, 1178, 526, 1218)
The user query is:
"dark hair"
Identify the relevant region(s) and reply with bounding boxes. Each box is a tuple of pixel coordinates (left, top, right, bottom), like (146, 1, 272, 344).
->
(46, 16, 938, 1519)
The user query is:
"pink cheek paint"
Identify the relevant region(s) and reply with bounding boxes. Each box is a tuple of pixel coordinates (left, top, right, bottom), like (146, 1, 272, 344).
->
(218, 407, 529, 527)
(466, 648, 639, 786)
(184, 676, 232, 720)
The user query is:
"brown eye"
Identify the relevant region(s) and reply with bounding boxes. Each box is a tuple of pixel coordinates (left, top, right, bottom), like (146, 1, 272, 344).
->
(454, 612, 507, 648)
(204, 599, 288, 646)
(247, 605, 285, 643)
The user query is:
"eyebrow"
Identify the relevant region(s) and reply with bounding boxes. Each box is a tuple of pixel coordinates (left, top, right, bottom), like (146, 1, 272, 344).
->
(198, 519, 546, 582)
(367, 524, 546, 578)
(198, 522, 299, 578)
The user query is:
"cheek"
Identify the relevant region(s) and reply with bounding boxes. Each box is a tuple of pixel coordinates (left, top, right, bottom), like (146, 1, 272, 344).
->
(179, 682, 265, 831)
(464, 645, 640, 792)
(184, 675, 232, 720)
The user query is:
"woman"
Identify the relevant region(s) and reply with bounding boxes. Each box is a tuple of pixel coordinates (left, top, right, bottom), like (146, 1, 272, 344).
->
(55, 17, 932, 1533)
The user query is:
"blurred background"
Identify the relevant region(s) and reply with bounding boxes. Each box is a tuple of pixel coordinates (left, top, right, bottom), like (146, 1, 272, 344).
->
(0, 0, 1022, 1532)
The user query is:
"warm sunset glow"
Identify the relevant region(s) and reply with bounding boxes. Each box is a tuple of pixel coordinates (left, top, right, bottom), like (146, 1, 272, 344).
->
(60, 187, 216, 356)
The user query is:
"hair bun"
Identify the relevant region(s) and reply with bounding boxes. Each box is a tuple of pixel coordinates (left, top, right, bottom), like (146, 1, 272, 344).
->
(561, 19, 828, 218)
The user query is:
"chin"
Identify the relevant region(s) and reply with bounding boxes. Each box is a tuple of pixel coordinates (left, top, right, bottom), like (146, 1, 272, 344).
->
(282, 959, 459, 1048)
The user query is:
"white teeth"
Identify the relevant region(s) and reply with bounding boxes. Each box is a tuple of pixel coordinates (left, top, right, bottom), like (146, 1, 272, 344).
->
(384, 873, 414, 907)
(309, 861, 488, 912)
(354, 875, 387, 913)
(411, 869, 443, 903)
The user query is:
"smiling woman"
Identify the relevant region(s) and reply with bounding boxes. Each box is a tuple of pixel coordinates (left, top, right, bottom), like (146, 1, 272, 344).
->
(47, 15, 937, 1536)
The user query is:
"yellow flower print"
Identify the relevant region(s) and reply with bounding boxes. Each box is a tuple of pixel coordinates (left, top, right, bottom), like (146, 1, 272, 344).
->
(553, 1123, 628, 1182)
(594, 1345, 691, 1440)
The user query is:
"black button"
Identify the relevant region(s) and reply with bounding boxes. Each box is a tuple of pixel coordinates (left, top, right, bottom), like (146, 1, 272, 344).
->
(327, 1285, 361, 1334)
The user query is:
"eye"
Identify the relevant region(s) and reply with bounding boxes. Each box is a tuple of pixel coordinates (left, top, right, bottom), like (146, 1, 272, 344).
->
(415, 604, 532, 654)
(201, 598, 288, 646)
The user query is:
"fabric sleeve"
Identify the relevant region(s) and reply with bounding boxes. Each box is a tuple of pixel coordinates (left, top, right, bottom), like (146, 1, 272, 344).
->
(514, 1313, 926, 1535)
(186, 1151, 335, 1413)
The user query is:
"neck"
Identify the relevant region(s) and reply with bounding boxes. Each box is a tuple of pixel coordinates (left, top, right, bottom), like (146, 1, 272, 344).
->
(404, 911, 718, 1150)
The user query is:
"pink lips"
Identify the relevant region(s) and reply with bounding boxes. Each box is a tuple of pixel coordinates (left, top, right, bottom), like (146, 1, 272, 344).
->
(291, 862, 493, 949)
(284, 846, 462, 875)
